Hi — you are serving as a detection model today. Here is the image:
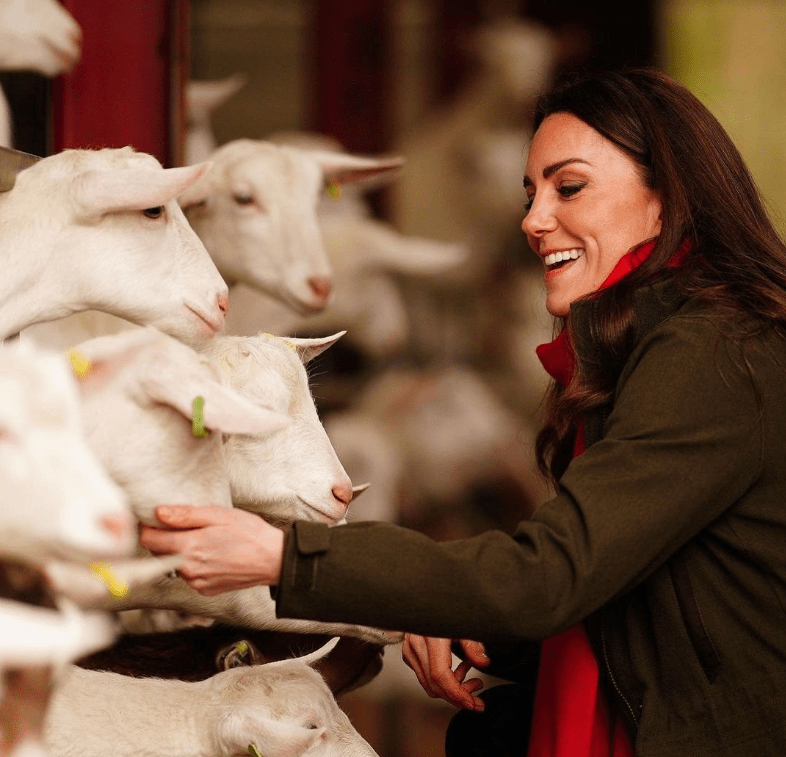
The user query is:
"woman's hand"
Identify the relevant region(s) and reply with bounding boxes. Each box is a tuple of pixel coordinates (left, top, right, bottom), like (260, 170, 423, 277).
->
(138, 505, 285, 595)
(402, 634, 489, 711)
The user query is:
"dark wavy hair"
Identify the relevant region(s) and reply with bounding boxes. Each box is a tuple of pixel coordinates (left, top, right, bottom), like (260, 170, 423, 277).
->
(533, 68, 786, 483)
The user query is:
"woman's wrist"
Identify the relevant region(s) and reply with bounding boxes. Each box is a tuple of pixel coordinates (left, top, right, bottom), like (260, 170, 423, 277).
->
(258, 519, 285, 585)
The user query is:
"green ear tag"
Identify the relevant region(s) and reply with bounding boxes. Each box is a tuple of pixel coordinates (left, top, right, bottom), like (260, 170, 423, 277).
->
(326, 179, 342, 200)
(248, 744, 262, 757)
(192, 396, 209, 438)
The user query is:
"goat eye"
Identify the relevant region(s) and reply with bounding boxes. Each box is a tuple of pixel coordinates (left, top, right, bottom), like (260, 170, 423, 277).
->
(143, 206, 164, 219)
(233, 192, 254, 206)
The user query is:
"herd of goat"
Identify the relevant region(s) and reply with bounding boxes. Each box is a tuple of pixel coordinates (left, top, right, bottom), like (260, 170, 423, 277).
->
(0, 1, 561, 756)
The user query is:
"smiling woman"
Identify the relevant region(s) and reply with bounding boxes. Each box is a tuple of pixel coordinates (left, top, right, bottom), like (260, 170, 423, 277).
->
(522, 113, 662, 317)
(138, 68, 786, 757)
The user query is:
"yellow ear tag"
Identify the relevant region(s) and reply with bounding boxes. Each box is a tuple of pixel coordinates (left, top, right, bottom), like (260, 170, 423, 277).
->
(192, 396, 209, 438)
(248, 745, 262, 757)
(235, 641, 249, 656)
(326, 179, 342, 200)
(90, 562, 128, 598)
(261, 333, 297, 351)
(67, 348, 92, 378)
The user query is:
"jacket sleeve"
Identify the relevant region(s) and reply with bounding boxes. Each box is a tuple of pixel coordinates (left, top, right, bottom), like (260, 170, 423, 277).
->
(275, 315, 765, 644)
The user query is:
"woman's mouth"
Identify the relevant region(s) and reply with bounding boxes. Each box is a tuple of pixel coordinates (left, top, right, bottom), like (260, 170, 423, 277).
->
(544, 248, 585, 269)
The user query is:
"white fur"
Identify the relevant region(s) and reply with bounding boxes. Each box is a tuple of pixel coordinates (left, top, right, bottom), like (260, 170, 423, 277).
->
(75, 327, 291, 526)
(44, 641, 378, 757)
(203, 331, 354, 524)
(0, 599, 115, 669)
(12, 147, 228, 347)
(41, 326, 291, 605)
(0, 339, 133, 563)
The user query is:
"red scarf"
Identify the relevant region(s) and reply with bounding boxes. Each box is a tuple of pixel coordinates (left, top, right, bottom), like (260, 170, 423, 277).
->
(528, 239, 664, 757)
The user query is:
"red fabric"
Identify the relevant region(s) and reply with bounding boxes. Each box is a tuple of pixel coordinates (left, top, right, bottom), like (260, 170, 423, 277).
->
(527, 239, 665, 757)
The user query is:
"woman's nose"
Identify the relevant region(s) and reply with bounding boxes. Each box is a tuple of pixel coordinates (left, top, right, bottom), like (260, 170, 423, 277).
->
(521, 197, 557, 240)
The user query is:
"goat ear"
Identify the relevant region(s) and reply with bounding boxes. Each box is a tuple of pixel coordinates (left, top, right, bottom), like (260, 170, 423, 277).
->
(178, 172, 212, 213)
(297, 637, 340, 667)
(261, 638, 340, 676)
(187, 74, 247, 113)
(72, 330, 156, 388)
(281, 331, 345, 364)
(220, 712, 323, 757)
(215, 639, 260, 671)
(313, 151, 404, 188)
(71, 162, 212, 220)
(141, 370, 291, 437)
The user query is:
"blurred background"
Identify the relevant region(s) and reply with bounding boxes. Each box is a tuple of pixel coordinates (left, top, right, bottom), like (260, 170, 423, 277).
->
(4, 1, 785, 755)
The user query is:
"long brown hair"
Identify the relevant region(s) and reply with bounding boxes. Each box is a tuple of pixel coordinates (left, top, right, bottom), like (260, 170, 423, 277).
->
(533, 68, 786, 483)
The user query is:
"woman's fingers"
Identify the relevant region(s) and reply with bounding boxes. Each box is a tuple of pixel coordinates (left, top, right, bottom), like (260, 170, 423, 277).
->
(458, 639, 490, 669)
(402, 634, 430, 694)
(153, 504, 231, 529)
(402, 635, 485, 711)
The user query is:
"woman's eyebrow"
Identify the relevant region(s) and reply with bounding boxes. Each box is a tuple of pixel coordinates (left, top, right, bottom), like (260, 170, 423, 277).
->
(523, 158, 592, 187)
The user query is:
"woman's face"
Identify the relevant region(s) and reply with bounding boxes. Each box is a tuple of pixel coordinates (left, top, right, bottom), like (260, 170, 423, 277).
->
(522, 112, 663, 317)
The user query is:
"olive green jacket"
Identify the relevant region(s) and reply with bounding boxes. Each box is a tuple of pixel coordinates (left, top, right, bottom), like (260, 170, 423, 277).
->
(277, 280, 786, 756)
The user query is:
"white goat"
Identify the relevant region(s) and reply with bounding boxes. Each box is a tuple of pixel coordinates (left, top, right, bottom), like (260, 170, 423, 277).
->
(185, 74, 247, 166)
(178, 138, 403, 315)
(0, 0, 81, 147)
(45, 640, 378, 757)
(10, 147, 228, 347)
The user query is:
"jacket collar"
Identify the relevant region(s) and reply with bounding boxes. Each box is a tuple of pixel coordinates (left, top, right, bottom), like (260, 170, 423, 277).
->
(571, 275, 687, 373)
(571, 276, 688, 449)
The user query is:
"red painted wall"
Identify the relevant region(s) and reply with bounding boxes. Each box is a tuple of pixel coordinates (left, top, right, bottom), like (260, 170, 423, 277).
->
(313, 0, 392, 156)
(52, 0, 188, 167)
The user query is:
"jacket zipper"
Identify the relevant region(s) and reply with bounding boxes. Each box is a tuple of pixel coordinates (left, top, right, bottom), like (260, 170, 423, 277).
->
(602, 625, 639, 727)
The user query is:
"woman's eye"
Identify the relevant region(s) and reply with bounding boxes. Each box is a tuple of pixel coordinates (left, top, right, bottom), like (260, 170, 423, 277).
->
(523, 196, 534, 212)
(558, 183, 585, 198)
(233, 192, 254, 206)
(143, 206, 164, 219)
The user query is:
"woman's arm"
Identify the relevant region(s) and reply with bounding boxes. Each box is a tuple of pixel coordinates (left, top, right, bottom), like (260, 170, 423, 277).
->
(140, 314, 766, 646)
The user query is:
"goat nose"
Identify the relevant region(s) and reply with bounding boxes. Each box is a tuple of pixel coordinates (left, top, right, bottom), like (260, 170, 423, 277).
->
(332, 482, 353, 508)
(100, 514, 133, 543)
(308, 276, 332, 302)
(217, 293, 229, 316)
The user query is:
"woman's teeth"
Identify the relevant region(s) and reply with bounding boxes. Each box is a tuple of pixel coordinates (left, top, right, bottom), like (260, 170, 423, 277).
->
(544, 248, 584, 267)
